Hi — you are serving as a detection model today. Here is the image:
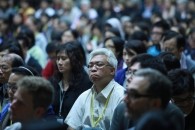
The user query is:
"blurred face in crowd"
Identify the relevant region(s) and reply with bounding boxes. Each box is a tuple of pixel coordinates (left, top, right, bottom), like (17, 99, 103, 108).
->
(104, 39, 118, 58)
(162, 38, 183, 59)
(7, 73, 23, 102)
(56, 51, 71, 74)
(151, 27, 163, 44)
(0, 56, 13, 84)
(10, 87, 40, 123)
(188, 32, 195, 48)
(126, 62, 141, 85)
(88, 54, 115, 84)
(171, 92, 194, 116)
(123, 76, 153, 120)
(123, 48, 137, 67)
(61, 30, 75, 44)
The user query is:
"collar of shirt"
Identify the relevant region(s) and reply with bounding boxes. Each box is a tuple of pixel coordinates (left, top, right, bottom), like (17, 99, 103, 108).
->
(25, 53, 30, 64)
(91, 79, 115, 99)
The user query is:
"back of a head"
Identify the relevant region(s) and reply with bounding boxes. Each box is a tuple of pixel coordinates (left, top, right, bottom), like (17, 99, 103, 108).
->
(88, 48, 118, 71)
(0, 39, 24, 59)
(130, 31, 149, 42)
(51, 30, 63, 42)
(158, 52, 181, 71)
(163, 31, 186, 49)
(135, 110, 180, 130)
(152, 20, 170, 32)
(46, 41, 60, 54)
(12, 66, 40, 77)
(17, 76, 54, 110)
(106, 28, 121, 38)
(168, 69, 194, 96)
(131, 54, 167, 76)
(135, 68, 172, 109)
(125, 40, 147, 54)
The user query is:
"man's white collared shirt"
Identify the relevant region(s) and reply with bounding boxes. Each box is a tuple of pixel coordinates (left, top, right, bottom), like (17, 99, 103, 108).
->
(65, 79, 125, 130)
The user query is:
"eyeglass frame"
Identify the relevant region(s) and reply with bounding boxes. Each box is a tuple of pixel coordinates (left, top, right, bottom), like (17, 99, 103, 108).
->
(171, 97, 195, 104)
(125, 70, 136, 79)
(124, 90, 156, 101)
(0, 65, 10, 72)
(87, 62, 113, 70)
(6, 83, 18, 92)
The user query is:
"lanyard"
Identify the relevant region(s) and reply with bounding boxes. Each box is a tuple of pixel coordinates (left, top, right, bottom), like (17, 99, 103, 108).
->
(59, 90, 65, 117)
(90, 87, 114, 127)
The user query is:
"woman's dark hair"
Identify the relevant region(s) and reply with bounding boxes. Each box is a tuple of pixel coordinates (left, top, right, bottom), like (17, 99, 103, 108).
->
(104, 37, 125, 59)
(105, 28, 121, 38)
(18, 25, 35, 48)
(53, 42, 86, 88)
(66, 29, 79, 40)
(124, 40, 146, 56)
(12, 66, 40, 77)
(0, 39, 24, 59)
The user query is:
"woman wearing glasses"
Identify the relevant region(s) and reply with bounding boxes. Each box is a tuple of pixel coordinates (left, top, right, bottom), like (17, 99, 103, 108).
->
(114, 40, 146, 88)
(51, 42, 92, 128)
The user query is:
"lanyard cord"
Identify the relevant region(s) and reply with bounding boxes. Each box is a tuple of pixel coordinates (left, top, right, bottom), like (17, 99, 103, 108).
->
(90, 87, 114, 127)
(59, 90, 65, 116)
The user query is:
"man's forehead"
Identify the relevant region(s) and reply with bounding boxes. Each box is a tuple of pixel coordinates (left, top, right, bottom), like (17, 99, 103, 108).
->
(90, 54, 107, 62)
(127, 76, 148, 92)
(0, 55, 12, 64)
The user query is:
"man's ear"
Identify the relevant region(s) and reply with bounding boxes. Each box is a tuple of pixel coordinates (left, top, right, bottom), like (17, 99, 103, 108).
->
(150, 98, 162, 109)
(110, 67, 115, 76)
(34, 107, 45, 119)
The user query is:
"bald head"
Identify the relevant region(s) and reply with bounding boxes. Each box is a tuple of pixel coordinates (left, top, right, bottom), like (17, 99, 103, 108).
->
(8, 53, 24, 68)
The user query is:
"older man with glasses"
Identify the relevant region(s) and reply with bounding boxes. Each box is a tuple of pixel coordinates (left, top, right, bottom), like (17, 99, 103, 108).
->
(168, 69, 195, 130)
(0, 54, 24, 109)
(65, 48, 125, 130)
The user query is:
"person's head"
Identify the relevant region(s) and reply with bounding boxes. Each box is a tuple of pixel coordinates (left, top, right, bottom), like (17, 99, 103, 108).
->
(104, 37, 124, 59)
(162, 31, 186, 59)
(17, 25, 35, 48)
(54, 42, 86, 85)
(0, 54, 24, 84)
(151, 20, 170, 44)
(87, 48, 117, 85)
(168, 69, 194, 115)
(158, 52, 181, 71)
(130, 31, 149, 48)
(0, 39, 24, 59)
(10, 76, 54, 123)
(25, 15, 40, 32)
(61, 29, 79, 44)
(127, 54, 167, 84)
(124, 68, 172, 121)
(50, 30, 63, 42)
(123, 40, 146, 67)
(46, 41, 60, 65)
(7, 66, 40, 102)
(104, 28, 121, 39)
(135, 110, 179, 130)
(188, 27, 195, 49)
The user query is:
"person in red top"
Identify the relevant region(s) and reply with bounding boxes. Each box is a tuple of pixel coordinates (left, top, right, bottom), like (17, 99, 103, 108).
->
(42, 41, 59, 79)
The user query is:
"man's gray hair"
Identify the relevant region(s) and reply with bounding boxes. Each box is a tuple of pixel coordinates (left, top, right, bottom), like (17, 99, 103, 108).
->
(17, 76, 54, 110)
(134, 68, 172, 109)
(88, 48, 118, 71)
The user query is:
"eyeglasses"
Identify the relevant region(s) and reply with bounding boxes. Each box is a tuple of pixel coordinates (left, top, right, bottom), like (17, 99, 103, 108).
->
(6, 83, 18, 92)
(171, 97, 195, 104)
(87, 62, 112, 70)
(0, 65, 9, 72)
(124, 90, 156, 100)
(125, 70, 135, 79)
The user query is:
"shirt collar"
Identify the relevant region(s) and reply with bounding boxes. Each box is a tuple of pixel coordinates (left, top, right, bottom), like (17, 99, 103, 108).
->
(92, 79, 115, 99)
(25, 53, 30, 64)
(58, 80, 63, 92)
